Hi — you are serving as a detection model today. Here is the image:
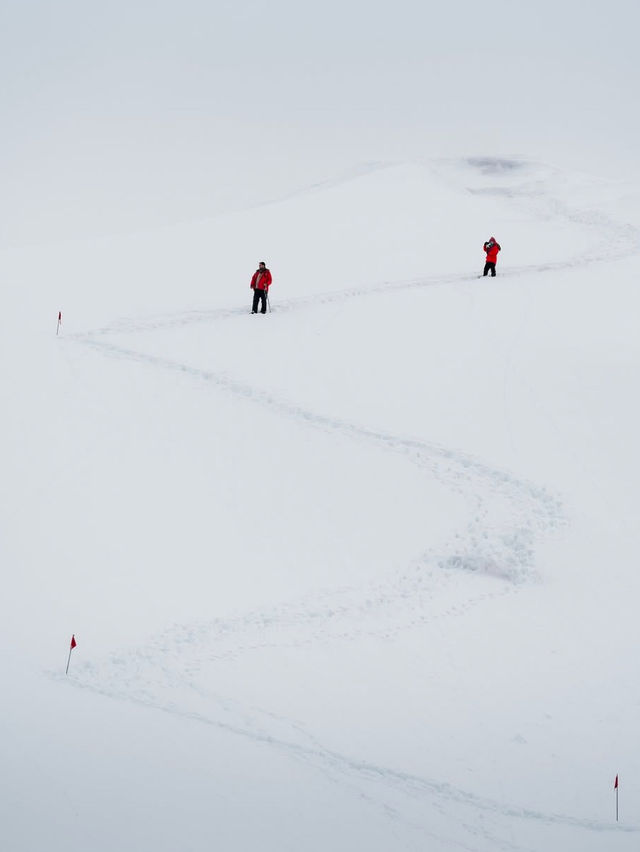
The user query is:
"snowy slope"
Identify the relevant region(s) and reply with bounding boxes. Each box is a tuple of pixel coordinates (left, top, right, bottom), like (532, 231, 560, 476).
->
(2, 158, 640, 851)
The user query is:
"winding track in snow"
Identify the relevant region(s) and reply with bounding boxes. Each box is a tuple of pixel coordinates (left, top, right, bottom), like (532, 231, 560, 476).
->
(62, 673, 636, 844)
(73, 331, 563, 575)
(62, 162, 640, 849)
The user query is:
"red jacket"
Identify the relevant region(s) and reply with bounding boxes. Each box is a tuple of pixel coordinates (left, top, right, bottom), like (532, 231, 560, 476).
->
(483, 238, 501, 263)
(251, 268, 272, 290)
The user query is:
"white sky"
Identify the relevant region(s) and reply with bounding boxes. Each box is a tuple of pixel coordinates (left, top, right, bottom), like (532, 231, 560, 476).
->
(1, 0, 639, 245)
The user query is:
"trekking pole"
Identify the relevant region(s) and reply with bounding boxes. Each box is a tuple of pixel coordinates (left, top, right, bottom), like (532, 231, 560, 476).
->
(267, 289, 271, 313)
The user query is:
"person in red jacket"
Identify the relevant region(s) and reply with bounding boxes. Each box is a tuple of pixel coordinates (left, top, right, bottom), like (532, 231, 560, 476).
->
(482, 237, 501, 276)
(250, 261, 272, 313)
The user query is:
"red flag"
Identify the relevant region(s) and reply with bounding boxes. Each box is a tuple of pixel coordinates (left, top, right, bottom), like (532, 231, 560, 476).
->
(614, 774, 619, 789)
(58, 311, 62, 321)
(70, 634, 77, 649)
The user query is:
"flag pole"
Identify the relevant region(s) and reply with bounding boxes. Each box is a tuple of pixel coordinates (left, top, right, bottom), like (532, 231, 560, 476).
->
(614, 774, 619, 822)
(66, 634, 77, 675)
(56, 311, 62, 335)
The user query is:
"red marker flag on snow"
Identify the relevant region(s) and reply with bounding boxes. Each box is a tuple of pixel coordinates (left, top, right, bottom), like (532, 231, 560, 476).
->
(56, 311, 62, 335)
(614, 774, 619, 789)
(66, 634, 77, 674)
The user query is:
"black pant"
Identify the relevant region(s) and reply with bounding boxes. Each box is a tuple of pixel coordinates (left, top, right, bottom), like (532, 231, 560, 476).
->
(483, 262, 496, 277)
(252, 288, 267, 313)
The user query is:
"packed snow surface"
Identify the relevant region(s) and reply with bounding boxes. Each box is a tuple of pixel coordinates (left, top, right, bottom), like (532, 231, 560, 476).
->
(2, 157, 640, 851)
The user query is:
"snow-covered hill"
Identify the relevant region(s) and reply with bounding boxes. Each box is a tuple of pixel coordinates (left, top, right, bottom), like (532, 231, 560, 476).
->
(2, 156, 640, 851)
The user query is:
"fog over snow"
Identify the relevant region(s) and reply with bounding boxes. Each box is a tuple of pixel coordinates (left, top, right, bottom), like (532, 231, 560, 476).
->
(2, 2, 640, 851)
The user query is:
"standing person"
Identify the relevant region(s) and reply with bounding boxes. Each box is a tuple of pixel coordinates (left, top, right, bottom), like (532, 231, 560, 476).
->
(482, 237, 501, 276)
(250, 261, 272, 313)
